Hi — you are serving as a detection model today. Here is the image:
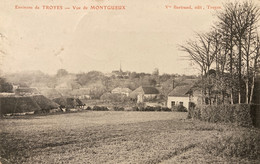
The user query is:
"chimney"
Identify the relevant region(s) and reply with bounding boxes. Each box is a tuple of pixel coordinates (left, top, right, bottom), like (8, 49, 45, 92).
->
(172, 80, 175, 89)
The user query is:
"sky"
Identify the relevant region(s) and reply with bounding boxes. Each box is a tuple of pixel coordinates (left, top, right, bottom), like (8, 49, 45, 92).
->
(1, 0, 257, 75)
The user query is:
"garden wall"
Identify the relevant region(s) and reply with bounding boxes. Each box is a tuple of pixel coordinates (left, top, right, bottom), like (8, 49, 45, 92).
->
(188, 104, 260, 127)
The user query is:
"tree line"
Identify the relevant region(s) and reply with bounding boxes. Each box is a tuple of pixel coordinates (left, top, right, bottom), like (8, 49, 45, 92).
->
(180, 1, 260, 105)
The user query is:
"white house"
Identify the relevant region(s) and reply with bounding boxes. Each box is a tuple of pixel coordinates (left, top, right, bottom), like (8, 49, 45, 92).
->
(111, 87, 132, 96)
(167, 84, 200, 110)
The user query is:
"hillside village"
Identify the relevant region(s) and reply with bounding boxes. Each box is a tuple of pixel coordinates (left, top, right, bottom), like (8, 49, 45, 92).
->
(0, 68, 201, 115)
(1, 1, 260, 163)
(1, 66, 259, 116)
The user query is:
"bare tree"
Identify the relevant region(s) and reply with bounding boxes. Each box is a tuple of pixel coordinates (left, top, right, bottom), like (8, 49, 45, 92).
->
(249, 34, 260, 104)
(180, 1, 260, 105)
(215, 1, 260, 104)
(179, 32, 216, 104)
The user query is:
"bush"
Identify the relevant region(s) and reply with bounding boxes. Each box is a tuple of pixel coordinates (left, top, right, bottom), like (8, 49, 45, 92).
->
(200, 130, 260, 159)
(53, 97, 84, 109)
(144, 106, 154, 111)
(171, 105, 188, 112)
(188, 104, 254, 127)
(113, 106, 124, 111)
(92, 106, 109, 111)
(250, 104, 260, 127)
(154, 106, 162, 111)
(131, 106, 139, 111)
(234, 104, 252, 126)
(132, 106, 171, 112)
(161, 107, 171, 112)
(187, 105, 201, 119)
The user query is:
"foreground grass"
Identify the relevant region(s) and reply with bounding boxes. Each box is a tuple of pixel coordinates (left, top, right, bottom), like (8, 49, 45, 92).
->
(0, 111, 259, 163)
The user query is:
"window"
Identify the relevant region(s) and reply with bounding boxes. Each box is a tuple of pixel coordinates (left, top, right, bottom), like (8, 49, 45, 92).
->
(171, 101, 175, 107)
(179, 102, 183, 105)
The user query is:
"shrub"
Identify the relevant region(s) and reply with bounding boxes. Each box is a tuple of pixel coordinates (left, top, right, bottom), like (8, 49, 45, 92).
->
(188, 104, 254, 127)
(171, 105, 187, 112)
(161, 107, 171, 112)
(131, 106, 139, 111)
(154, 106, 162, 111)
(128, 106, 170, 112)
(187, 105, 201, 119)
(144, 106, 154, 111)
(250, 104, 260, 127)
(92, 106, 109, 111)
(200, 130, 260, 159)
(234, 104, 252, 126)
(113, 106, 124, 111)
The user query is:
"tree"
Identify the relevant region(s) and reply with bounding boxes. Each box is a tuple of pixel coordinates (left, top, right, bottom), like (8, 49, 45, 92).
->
(180, 1, 260, 105)
(180, 32, 217, 104)
(249, 34, 260, 104)
(217, 1, 260, 104)
(56, 69, 69, 78)
(0, 78, 13, 92)
(129, 72, 138, 79)
(152, 68, 159, 76)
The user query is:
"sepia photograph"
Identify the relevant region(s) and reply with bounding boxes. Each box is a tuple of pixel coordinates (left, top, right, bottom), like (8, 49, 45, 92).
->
(0, 0, 260, 163)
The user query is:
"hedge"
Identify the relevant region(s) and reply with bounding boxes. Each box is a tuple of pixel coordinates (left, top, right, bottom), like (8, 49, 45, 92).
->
(85, 106, 172, 112)
(131, 106, 171, 112)
(200, 130, 260, 159)
(188, 104, 259, 127)
(92, 106, 109, 111)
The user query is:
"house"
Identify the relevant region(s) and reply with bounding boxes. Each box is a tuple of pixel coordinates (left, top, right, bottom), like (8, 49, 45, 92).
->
(130, 86, 160, 103)
(111, 87, 132, 96)
(167, 84, 201, 110)
(70, 88, 92, 99)
(15, 87, 40, 96)
(0, 92, 15, 97)
(12, 83, 20, 92)
(38, 88, 63, 99)
(0, 95, 59, 115)
(53, 97, 85, 109)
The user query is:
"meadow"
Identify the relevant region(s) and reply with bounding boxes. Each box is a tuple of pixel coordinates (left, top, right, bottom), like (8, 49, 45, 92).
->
(0, 111, 259, 164)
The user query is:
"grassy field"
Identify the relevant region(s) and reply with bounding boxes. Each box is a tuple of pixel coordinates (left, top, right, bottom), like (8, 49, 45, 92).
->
(0, 111, 259, 164)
